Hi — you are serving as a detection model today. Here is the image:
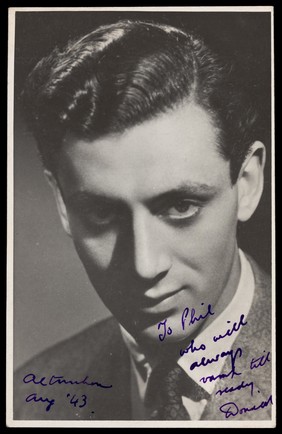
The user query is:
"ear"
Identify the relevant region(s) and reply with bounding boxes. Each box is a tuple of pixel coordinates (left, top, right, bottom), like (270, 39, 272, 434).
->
(237, 141, 266, 222)
(44, 170, 72, 237)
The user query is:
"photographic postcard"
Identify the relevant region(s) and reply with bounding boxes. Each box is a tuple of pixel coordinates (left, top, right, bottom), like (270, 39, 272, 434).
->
(7, 6, 275, 428)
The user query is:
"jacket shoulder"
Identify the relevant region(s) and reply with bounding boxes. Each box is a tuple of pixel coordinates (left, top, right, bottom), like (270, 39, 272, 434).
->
(16, 316, 119, 374)
(246, 254, 271, 340)
(13, 317, 131, 420)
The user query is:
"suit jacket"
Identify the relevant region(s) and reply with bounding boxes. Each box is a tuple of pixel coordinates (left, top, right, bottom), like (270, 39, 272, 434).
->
(14, 256, 272, 421)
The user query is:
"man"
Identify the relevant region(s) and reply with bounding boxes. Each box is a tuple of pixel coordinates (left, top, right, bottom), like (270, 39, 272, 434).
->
(14, 20, 272, 421)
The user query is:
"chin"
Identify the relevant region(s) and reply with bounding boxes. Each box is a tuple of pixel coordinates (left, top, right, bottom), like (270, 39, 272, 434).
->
(133, 321, 195, 347)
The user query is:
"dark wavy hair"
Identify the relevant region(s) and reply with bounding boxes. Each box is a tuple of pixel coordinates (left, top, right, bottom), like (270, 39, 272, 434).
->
(22, 20, 264, 183)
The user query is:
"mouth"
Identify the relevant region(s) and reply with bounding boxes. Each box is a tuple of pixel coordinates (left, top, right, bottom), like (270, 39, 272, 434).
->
(128, 289, 184, 332)
(139, 288, 184, 315)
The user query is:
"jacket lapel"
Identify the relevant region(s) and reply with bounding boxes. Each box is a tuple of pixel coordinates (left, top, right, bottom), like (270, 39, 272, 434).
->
(202, 256, 272, 420)
(86, 319, 132, 420)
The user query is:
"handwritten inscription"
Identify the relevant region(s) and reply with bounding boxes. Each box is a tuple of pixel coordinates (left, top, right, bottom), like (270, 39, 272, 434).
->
(190, 347, 243, 373)
(25, 392, 55, 412)
(200, 368, 242, 384)
(201, 349, 272, 418)
(250, 351, 271, 370)
(157, 319, 173, 342)
(156, 307, 272, 419)
(158, 303, 214, 342)
(25, 392, 89, 413)
(22, 373, 112, 414)
(181, 303, 215, 331)
(219, 395, 273, 418)
(23, 373, 112, 389)
(215, 380, 254, 397)
(198, 350, 273, 420)
(66, 393, 87, 408)
(180, 339, 206, 357)
(213, 314, 247, 343)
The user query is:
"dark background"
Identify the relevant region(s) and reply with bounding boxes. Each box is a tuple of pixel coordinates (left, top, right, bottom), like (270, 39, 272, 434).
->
(13, 10, 272, 369)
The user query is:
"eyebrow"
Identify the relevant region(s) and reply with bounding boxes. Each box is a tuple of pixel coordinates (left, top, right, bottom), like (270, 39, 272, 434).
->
(65, 181, 218, 210)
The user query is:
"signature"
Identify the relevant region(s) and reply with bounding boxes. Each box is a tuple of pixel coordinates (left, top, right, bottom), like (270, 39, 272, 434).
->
(219, 395, 273, 418)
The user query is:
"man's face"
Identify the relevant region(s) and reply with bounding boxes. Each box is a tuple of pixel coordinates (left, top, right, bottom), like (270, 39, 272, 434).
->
(56, 103, 240, 346)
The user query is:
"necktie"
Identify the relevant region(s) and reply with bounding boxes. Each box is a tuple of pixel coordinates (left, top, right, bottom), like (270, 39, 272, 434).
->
(147, 364, 209, 420)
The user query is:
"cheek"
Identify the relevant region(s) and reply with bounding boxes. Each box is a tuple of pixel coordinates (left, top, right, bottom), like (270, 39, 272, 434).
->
(174, 192, 238, 271)
(72, 232, 124, 312)
(72, 230, 118, 273)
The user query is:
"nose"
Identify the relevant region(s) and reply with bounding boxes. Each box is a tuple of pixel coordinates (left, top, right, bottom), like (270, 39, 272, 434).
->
(132, 209, 172, 280)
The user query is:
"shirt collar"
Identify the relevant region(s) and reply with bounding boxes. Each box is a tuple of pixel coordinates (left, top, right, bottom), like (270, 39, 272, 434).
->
(177, 249, 255, 393)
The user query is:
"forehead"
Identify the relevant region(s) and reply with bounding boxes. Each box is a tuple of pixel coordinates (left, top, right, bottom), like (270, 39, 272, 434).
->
(58, 103, 229, 201)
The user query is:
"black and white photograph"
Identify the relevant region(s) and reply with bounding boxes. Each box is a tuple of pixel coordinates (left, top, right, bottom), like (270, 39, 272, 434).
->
(7, 6, 275, 427)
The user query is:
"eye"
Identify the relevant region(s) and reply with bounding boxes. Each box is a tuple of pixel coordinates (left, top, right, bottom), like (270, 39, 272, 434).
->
(164, 200, 201, 220)
(85, 204, 117, 226)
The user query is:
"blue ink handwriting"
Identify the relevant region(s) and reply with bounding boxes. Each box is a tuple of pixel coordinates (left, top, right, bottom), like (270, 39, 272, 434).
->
(182, 303, 214, 331)
(200, 367, 242, 384)
(25, 392, 91, 413)
(219, 395, 273, 418)
(25, 392, 55, 412)
(155, 302, 272, 418)
(215, 380, 254, 397)
(250, 351, 271, 370)
(190, 347, 243, 374)
(158, 319, 173, 342)
(213, 314, 247, 343)
(23, 373, 112, 389)
(180, 339, 206, 357)
(66, 393, 87, 408)
(157, 302, 214, 342)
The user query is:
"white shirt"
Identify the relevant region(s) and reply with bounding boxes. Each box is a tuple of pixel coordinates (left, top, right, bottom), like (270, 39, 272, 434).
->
(121, 249, 255, 420)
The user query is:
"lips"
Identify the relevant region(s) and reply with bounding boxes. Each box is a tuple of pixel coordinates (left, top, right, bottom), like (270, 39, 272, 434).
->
(140, 288, 184, 314)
